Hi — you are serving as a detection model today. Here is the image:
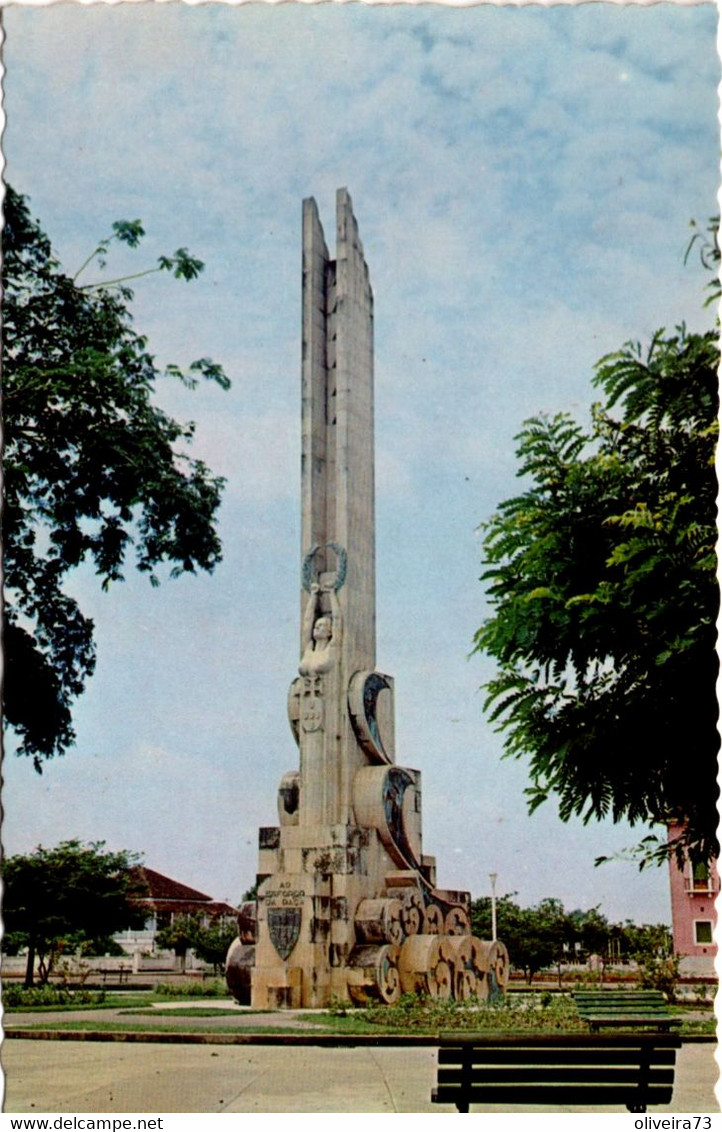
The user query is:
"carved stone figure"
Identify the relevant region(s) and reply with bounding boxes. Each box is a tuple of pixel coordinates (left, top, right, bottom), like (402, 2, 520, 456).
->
(298, 583, 341, 742)
(300, 582, 342, 674)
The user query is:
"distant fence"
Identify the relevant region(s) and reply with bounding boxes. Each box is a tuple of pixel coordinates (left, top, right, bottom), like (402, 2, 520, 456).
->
(1, 951, 216, 983)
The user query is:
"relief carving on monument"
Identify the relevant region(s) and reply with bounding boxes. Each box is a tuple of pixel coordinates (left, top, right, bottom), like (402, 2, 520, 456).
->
(264, 876, 307, 961)
(299, 579, 342, 730)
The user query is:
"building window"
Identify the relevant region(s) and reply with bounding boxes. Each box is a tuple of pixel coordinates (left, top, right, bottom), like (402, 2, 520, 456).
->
(692, 862, 710, 891)
(694, 921, 713, 945)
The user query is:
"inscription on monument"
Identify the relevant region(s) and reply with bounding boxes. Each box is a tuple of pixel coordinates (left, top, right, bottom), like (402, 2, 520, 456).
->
(265, 879, 307, 961)
(265, 881, 306, 909)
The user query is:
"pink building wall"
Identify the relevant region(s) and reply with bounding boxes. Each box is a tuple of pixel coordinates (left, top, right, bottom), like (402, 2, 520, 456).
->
(667, 821, 718, 977)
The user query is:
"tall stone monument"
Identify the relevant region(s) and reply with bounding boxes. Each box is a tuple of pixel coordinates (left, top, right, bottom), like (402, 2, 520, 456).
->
(227, 189, 508, 1008)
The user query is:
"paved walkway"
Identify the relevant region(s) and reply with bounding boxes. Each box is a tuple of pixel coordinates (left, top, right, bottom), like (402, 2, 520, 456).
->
(3, 1038, 718, 1113)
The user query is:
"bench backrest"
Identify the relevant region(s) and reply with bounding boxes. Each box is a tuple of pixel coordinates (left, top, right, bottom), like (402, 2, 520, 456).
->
(435, 1032, 680, 1108)
(574, 991, 673, 1017)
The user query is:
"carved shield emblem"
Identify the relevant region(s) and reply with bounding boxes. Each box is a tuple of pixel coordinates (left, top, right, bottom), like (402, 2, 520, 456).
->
(268, 906, 302, 960)
(301, 689, 324, 732)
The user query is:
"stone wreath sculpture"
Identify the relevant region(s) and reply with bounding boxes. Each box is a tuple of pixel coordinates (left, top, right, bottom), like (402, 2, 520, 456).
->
(302, 542, 347, 593)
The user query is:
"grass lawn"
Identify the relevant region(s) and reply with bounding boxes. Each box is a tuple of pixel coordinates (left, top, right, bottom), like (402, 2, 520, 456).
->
(4, 994, 153, 1013)
(5, 991, 716, 1037)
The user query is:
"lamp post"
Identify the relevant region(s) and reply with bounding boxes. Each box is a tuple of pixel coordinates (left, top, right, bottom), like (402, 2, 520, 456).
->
(489, 872, 498, 942)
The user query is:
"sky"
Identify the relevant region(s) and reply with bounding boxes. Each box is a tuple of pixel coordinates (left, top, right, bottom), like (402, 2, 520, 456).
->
(2, 0, 719, 926)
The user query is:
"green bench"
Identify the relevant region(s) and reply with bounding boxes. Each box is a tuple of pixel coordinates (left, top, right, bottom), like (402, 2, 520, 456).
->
(573, 990, 681, 1032)
(432, 1031, 681, 1113)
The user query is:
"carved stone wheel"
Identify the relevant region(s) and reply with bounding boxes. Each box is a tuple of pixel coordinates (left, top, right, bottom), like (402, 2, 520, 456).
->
(376, 944, 402, 1004)
(225, 937, 255, 1005)
(355, 898, 403, 946)
(471, 938, 510, 992)
(398, 933, 450, 998)
(346, 943, 401, 1005)
(473, 937, 495, 1000)
(474, 971, 491, 1002)
(444, 906, 471, 936)
(471, 937, 492, 973)
(439, 934, 474, 1000)
(456, 969, 477, 1002)
(428, 958, 452, 1000)
(399, 888, 423, 937)
(488, 939, 510, 991)
(421, 903, 444, 935)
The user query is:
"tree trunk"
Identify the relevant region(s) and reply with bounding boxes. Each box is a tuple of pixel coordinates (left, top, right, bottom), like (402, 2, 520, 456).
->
(24, 941, 36, 988)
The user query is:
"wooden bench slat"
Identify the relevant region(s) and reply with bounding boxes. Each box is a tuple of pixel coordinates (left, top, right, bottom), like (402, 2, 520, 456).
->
(585, 1018, 680, 1031)
(574, 994, 673, 1009)
(574, 991, 667, 998)
(438, 1066, 675, 1086)
(433, 1084, 674, 1106)
(584, 1012, 676, 1018)
(574, 992, 667, 999)
(438, 1046, 676, 1066)
(588, 1020, 679, 1026)
(583, 1009, 678, 1018)
(575, 997, 670, 1007)
(579, 1009, 674, 1018)
(437, 1031, 680, 1047)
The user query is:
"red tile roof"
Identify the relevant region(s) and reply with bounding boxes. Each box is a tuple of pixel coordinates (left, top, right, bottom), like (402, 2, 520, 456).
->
(129, 866, 236, 915)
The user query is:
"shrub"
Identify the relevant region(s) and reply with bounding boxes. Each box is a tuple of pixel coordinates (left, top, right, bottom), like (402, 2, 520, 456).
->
(4, 984, 106, 1008)
(636, 953, 680, 1001)
(154, 979, 227, 998)
(328, 995, 351, 1016)
(361, 992, 586, 1032)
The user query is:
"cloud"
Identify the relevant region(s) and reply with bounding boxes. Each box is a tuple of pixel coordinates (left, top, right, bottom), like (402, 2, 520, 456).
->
(4, 1, 715, 923)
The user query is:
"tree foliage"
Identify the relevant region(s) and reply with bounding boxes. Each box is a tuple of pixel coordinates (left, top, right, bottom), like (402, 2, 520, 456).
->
(470, 892, 673, 984)
(621, 921, 674, 961)
(2, 840, 146, 986)
(471, 894, 569, 983)
(475, 266, 719, 864)
(154, 914, 199, 971)
(3, 187, 230, 769)
(155, 913, 237, 974)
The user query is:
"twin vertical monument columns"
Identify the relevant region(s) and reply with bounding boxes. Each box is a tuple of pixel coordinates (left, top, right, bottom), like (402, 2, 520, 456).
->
(226, 190, 508, 1008)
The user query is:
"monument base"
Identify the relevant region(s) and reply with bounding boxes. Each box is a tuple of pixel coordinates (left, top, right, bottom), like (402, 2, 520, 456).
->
(236, 816, 508, 1009)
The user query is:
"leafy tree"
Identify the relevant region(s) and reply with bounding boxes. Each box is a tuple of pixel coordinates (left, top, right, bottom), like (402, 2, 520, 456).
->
(471, 893, 571, 984)
(190, 920, 239, 975)
(154, 914, 237, 974)
(623, 920, 679, 1001)
(568, 906, 610, 960)
(471, 893, 676, 985)
(620, 921, 673, 961)
(2, 840, 146, 986)
(154, 914, 199, 973)
(470, 892, 522, 947)
(613, 921, 678, 998)
(3, 187, 230, 770)
(565, 906, 613, 981)
(475, 244, 719, 864)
